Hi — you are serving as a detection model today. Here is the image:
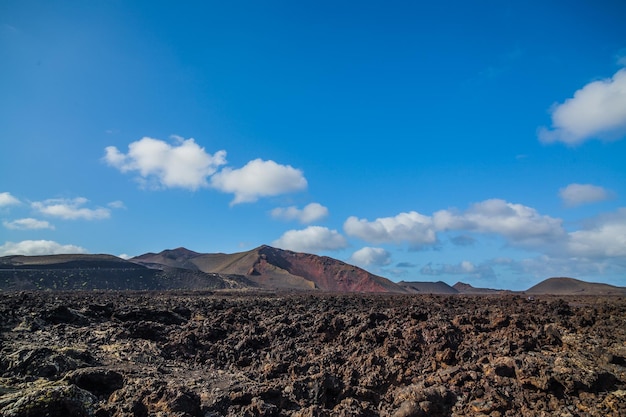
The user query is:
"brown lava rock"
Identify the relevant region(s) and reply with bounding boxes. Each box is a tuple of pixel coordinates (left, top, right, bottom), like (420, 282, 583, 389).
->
(1, 291, 625, 416)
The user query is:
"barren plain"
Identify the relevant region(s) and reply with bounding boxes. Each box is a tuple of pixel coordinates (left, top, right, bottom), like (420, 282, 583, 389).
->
(1, 291, 625, 416)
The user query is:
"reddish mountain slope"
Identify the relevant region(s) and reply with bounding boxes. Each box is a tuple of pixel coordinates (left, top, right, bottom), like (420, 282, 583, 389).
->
(254, 246, 404, 293)
(135, 245, 405, 293)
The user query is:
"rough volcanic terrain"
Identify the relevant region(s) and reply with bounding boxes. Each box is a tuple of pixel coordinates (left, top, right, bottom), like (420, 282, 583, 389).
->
(1, 291, 625, 416)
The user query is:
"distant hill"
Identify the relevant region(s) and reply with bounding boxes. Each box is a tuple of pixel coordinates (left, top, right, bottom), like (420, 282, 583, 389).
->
(130, 247, 201, 270)
(0, 254, 251, 291)
(526, 277, 626, 295)
(134, 245, 405, 293)
(397, 281, 458, 294)
(453, 282, 508, 294)
(0, 253, 138, 269)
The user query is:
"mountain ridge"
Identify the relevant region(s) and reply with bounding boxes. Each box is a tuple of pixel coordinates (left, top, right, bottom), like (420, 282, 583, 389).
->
(133, 245, 405, 293)
(1, 248, 625, 294)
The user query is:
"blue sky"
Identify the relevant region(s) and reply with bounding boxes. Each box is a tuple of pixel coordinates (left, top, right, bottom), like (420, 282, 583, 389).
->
(2, 1, 626, 290)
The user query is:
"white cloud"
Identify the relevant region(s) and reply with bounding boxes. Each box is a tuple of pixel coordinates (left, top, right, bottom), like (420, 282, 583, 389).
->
(473, 208, 626, 283)
(272, 226, 348, 253)
(118, 253, 131, 260)
(434, 199, 565, 246)
(344, 211, 437, 246)
(108, 200, 126, 209)
(344, 200, 564, 249)
(104, 136, 227, 190)
(270, 203, 328, 224)
(32, 197, 110, 220)
(0, 240, 87, 256)
(0, 192, 20, 207)
(3, 218, 54, 230)
(539, 68, 626, 145)
(559, 183, 612, 207)
(567, 208, 626, 259)
(211, 159, 307, 205)
(349, 247, 391, 267)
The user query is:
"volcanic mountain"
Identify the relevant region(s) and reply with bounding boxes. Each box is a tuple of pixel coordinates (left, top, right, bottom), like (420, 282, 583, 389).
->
(133, 245, 405, 293)
(526, 277, 626, 295)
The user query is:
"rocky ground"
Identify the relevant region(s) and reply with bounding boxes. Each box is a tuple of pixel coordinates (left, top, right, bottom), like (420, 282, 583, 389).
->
(0, 291, 625, 416)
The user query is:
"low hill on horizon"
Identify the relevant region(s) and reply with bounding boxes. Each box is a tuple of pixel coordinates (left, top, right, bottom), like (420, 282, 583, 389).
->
(397, 281, 458, 294)
(453, 282, 511, 294)
(130, 247, 201, 271)
(0, 253, 251, 291)
(526, 277, 626, 295)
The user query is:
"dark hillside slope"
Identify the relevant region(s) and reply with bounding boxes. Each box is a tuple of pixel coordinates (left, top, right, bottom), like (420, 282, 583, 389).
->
(526, 277, 626, 295)
(0, 254, 250, 291)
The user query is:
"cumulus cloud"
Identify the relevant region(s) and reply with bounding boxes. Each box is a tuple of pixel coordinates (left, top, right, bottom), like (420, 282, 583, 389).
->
(0, 192, 20, 207)
(270, 203, 328, 224)
(3, 218, 54, 230)
(434, 199, 565, 246)
(345, 199, 564, 250)
(559, 183, 613, 207)
(344, 211, 437, 246)
(272, 226, 348, 253)
(539, 68, 626, 145)
(567, 208, 626, 259)
(211, 159, 307, 205)
(349, 247, 391, 267)
(104, 136, 227, 190)
(32, 197, 111, 220)
(0, 240, 87, 256)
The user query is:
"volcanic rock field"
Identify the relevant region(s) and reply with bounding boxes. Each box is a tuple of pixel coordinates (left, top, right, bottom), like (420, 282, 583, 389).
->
(1, 291, 625, 416)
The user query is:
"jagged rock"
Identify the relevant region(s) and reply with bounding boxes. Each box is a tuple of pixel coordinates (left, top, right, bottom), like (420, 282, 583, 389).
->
(0, 383, 98, 417)
(2, 346, 95, 379)
(42, 305, 90, 325)
(1, 292, 625, 416)
(112, 308, 188, 325)
(65, 368, 124, 398)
